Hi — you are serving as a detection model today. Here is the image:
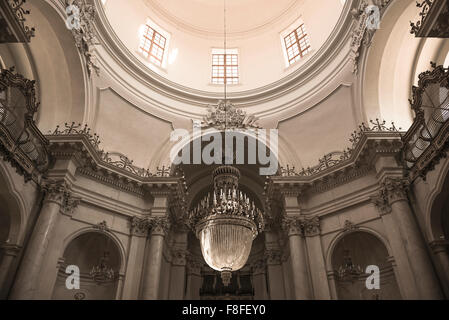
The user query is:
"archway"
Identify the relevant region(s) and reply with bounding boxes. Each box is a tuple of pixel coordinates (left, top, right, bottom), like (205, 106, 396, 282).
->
(51, 232, 122, 300)
(331, 231, 401, 300)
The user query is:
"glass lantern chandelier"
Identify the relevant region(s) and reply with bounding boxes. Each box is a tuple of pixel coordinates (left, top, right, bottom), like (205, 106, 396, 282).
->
(189, 165, 264, 286)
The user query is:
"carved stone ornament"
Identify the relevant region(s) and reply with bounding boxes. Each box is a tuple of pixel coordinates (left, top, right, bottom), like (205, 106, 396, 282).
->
(250, 257, 266, 275)
(61, 194, 81, 216)
(282, 216, 304, 237)
(343, 220, 359, 232)
(350, 0, 391, 73)
(171, 249, 188, 266)
(93, 220, 109, 232)
(303, 216, 321, 237)
(380, 177, 409, 204)
(41, 179, 69, 205)
(148, 216, 171, 236)
(264, 249, 283, 266)
(65, 0, 100, 76)
(370, 193, 392, 216)
(202, 100, 261, 130)
(186, 256, 203, 276)
(130, 216, 150, 237)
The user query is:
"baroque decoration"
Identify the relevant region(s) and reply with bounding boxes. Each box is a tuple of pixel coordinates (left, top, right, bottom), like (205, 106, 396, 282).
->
(410, 0, 449, 38)
(65, 0, 100, 76)
(349, 0, 391, 73)
(403, 63, 449, 181)
(188, 166, 264, 286)
(0, 67, 50, 182)
(202, 100, 261, 130)
(0, 0, 35, 42)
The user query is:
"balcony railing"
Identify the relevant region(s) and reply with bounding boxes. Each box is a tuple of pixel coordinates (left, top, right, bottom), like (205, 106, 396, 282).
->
(410, 0, 449, 38)
(0, 0, 35, 43)
(0, 68, 49, 181)
(402, 63, 449, 180)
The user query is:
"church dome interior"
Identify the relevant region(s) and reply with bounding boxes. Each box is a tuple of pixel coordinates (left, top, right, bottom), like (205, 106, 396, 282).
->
(0, 0, 449, 304)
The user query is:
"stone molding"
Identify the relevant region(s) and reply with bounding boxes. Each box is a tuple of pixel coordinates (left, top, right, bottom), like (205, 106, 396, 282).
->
(0, 243, 22, 257)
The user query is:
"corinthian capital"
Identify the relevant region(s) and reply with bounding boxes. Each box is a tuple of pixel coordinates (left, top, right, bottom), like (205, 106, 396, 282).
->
(148, 216, 171, 236)
(380, 177, 409, 204)
(41, 179, 69, 205)
(282, 216, 304, 237)
(303, 216, 321, 237)
(130, 216, 150, 237)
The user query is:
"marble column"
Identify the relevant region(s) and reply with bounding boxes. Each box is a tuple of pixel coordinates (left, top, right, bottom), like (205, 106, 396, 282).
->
(122, 216, 148, 300)
(304, 217, 331, 300)
(252, 257, 268, 300)
(0, 244, 21, 298)
(282, 216, 311, 300)
(327, 271, 338, 300)
(140, 217, 170, 300)
(265, 248, 285, 300)
(185, 257, 203, 300)
(381, 177, 442, 299)
(10, 180, 71, 300)
(429, 240, 449, 296)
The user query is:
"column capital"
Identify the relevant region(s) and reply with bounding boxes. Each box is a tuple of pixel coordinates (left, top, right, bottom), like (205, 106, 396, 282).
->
(282, 216, 304, 237)
(41, 179, 70, 205)
(186, 256, 203, 276)
(130, 216, 150, 237)
(370, 193, 392, 216)
(148, 216, 171, 236)
(264, 249, 283, 265)
(251, 257, 267, 275)
(1, 244, 22, 257)
(303, 216, 321, 237)
(380, 177, 409, 204)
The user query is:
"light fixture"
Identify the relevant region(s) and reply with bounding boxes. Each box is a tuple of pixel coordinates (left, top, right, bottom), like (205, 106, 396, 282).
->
(189, 166, 264, 286)
(90, 251, 115, 283)
(337, 249, 363, 282)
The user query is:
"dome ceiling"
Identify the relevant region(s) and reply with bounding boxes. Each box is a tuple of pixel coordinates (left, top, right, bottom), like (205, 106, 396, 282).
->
(143, 0, 300, 37)
(101, 0, 346, 94)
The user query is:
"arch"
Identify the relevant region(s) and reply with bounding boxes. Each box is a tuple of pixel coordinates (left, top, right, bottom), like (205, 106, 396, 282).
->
(5, 0, 89, 132)
(326, 229, 401, 300)
(149, 126, 293, 172)
(61, 227, 126, 275)
(361, 0, 448, 130)
(325, 227, 392, 272)
(52, 229, 125, 300)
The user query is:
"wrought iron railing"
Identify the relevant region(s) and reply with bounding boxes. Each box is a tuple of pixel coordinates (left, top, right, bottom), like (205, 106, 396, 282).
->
(0, 68, 49, 181)
(402, 63, 449, 180)
(0, 0, 35, 42)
